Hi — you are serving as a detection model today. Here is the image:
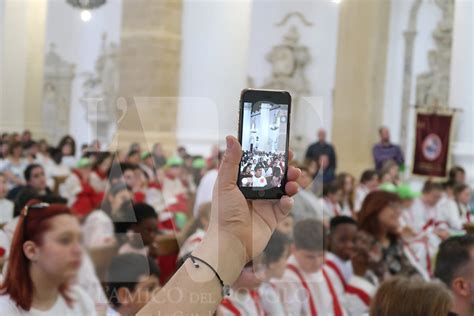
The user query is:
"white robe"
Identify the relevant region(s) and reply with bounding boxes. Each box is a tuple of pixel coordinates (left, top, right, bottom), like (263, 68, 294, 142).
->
(193, 169, 218, 218)
(217, 289, 264, 316)
(323, 252, 375, 315)
(407, 198, 440, 233)
(82, 209, 115, 249)
(437, 198, 471, 231)
(258, 281, 286, 316)
(322, 198, 349, 219)
(0, 199, 14, 225)
(354, 185, 370, 212)
(278, 255, 348, 316)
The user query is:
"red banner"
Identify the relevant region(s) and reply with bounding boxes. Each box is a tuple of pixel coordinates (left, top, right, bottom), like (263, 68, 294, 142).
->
(413, 112, 453, 178)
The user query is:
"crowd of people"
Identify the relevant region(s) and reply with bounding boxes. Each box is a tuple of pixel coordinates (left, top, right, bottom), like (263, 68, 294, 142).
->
(239, 150, 286, 189)
(0, 128, 472, 316)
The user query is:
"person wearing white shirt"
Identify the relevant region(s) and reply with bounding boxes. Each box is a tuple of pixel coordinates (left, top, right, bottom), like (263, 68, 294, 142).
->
(258, 230, 291, 316)
(178, 202, 211, 261)
(82, 183, 132, 250)
(0, 201, 96, 316)
(192, 168, 218, 218)
(278, 219, 346, 315)
(1, 142, 28, 190)
(0, 173, 13, 225)
(292, 167, 324, 222)
(437, 184, 472, 231)
(407, 181, 443, 233)
(354, 170, 379, 212)
(105, 254, 161, 316)
(217, 262, 264, 316)
(321, 182, 346, 219)
(324, 216, 376, 315)
(252, 167, 267, 188)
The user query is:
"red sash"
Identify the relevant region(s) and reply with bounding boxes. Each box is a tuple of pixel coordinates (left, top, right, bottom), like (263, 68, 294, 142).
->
(422, 218, 435, 231)
(220, 292, 263, 316)
(220, 298, 241, 316)
(326, 259, 371, 307)
(322, 269, 344, 316)
(345, 285, 371, 306)
(325, 260, 347, 289)
(250, 290, 263, 316)
(287, 264, 318, 316)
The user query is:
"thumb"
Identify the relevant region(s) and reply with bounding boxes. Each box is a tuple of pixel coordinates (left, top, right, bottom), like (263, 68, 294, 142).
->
(217, 136, 242, 190)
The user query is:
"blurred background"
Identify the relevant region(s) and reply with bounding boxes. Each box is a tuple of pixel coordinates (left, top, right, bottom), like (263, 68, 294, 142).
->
(0, 0, 472, 182)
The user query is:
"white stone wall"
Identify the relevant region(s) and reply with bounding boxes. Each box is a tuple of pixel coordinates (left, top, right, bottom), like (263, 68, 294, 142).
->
(177, 0, 252, 156)
(247, 0, 340, 146)
(44, 0, 122, 150)
(383, 0, 441, 170)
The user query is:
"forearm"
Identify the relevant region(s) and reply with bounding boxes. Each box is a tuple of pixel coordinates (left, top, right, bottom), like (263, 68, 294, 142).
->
(137, 231, 247, 316)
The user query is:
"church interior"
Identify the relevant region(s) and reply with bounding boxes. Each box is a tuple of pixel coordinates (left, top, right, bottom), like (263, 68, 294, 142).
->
(0, 0, 473, 315)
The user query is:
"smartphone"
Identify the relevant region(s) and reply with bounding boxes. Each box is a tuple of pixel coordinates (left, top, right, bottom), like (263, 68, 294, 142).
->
(237, 89, 292, 199)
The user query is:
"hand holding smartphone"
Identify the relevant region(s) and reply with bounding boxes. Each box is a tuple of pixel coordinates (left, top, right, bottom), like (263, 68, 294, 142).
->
(237, 89, 292, 199)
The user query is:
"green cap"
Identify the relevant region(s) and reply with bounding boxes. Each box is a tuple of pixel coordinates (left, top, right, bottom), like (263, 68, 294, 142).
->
(192, 158, 206, 169)
(396, 184, 421, 200)
(141, 151, 152, 160)
(175, 212, 187, 230)
(76, 157, 92, 169)
(379, 182, 397, 193)
(166, 156, 183, 167)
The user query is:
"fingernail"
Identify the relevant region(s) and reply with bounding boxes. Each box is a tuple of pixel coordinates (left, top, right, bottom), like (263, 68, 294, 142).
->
(226, 136, 234, 150)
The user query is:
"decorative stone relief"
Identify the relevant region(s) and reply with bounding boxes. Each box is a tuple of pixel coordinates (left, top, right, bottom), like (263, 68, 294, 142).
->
(251, 12, 313, 159)
(415, 0, 454, 107)
(261, 26, 311, 98)
(81, 33, 120, 147)
(42, 43, 76, 144)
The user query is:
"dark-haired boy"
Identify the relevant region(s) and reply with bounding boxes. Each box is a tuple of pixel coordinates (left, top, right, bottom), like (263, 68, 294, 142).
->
(118, 203, 159, 257)
(321, 181, 344, 219)
(323, 216, 376, 314)
(105, 253, 161, 316)
(354, 169, 379, 212)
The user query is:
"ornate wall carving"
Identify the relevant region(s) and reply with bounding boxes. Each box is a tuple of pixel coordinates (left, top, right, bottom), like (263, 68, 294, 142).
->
(42, 43, 75, 144)
(415, 0, 454, 107)
(251, 12, 313, 158)
(81, 33, 120, 147)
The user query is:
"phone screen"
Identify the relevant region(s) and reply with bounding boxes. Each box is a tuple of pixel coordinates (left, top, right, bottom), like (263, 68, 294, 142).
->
(238, 90, 291, 199)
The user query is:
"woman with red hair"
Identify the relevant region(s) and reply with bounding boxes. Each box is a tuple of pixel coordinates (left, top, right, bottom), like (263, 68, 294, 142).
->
(357, 191, 430, 280)
(346, 191, 431, 312)
(0, 200, 95, 315)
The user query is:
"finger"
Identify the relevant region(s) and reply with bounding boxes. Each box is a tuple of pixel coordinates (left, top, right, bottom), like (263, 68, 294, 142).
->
(285, 181, 299, 197)
(273, 195, 294, 222)
(217, 136, 243, 190)
(287, 166, 301, 182)
(288, 150, 294, 162)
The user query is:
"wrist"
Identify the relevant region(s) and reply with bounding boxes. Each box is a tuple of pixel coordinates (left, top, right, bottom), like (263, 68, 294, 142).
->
(193, 229, 247, 285)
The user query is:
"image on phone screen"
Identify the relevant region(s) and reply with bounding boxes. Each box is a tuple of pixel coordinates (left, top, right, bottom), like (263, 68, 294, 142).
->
(239, 101, 289, 191)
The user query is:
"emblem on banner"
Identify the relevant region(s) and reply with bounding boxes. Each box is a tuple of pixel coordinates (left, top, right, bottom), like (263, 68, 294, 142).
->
(422, 133, 442, 161)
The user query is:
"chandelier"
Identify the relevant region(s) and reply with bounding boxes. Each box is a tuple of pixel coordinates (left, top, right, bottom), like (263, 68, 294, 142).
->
(66, 0, 106, 10)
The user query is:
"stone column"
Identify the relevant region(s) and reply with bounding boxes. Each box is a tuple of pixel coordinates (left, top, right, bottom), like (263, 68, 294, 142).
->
(0, 0, 47, 135)
(260, 103, 272, 152)
(331, 0, 391, 176)
(115, 0, 182, 154)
